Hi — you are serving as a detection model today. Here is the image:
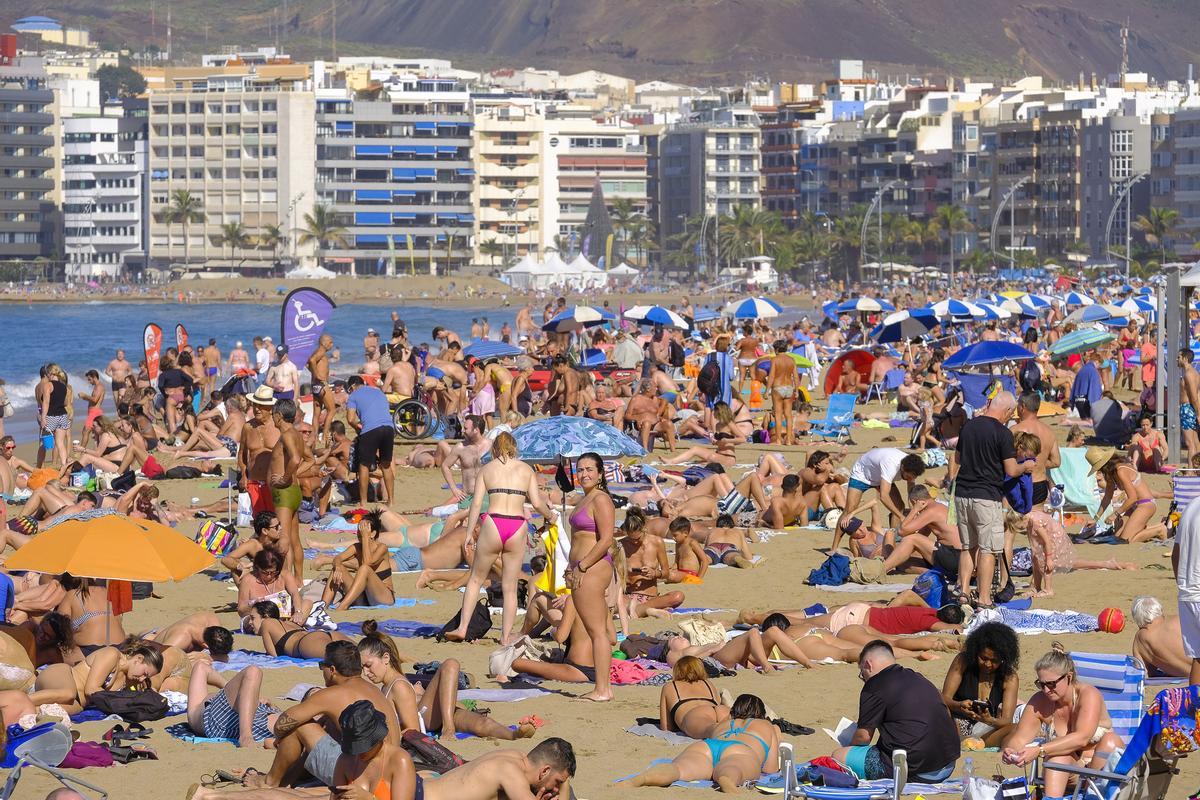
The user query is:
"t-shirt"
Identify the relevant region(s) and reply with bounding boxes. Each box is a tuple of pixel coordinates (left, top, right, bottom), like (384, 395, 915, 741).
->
(255, 347, 271, 373)
(954, 417, 1015, 502)
(346, 386, 393, 434)
(1176, 498, 1200, 602)
(849, 448, 907, 488)
(866, 605, 940, 635)
(1071, 362, 1102, 408)
(857, 663, 960, 774)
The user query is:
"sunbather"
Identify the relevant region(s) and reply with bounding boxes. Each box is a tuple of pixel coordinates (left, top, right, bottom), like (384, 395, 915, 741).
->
(246, 601, 352, 660)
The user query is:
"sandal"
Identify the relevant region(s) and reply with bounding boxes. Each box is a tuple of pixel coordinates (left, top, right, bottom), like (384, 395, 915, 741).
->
(201, 770, 242, 788)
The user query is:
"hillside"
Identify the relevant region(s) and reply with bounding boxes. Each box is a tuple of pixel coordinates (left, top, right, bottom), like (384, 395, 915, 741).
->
(8, 0, 1200, 83)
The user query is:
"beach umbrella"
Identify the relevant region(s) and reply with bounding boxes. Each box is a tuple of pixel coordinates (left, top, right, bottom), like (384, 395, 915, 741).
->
(1118, 297, 1156, 317)
(501, 416, 646, 463)
(836, 297, 895, 314)
(542, 305, 615, 333)
(691, 307, 721, 323)
(869, 309, 938, 344)
(1062, 291, 1095, 307)
(4, 509, 213, 582)
(942, 341, 1035, 369)
(1018, 294, 1053, 311)
(623, 305, 690, 329)
(725, 297, 782, 319)
(463, 340, 525, 360)
(927, 299, 986, 319)
(1064, 304, 1124, 324)
(1049, 328, 1116, 359)
(821, 300, 840, 320)
(823, 349, 876, 397)
(976, 303, 1014, 321)
(1138, 286, 1154, 296)
(998, 291, 1026, 300)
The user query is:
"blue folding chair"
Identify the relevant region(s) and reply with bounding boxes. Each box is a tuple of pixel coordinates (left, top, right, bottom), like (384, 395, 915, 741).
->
(811, 393, 857, 443)
(947, 372, 1016, 415)
(865, 367, 908, 404)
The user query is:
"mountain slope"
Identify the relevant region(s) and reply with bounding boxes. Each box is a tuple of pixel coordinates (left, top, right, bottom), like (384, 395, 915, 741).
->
(11, 0, 1200, 82)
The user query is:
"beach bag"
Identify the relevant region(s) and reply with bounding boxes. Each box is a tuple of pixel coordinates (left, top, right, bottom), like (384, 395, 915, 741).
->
(194, 519, 238, 558)
(669, 339, 685, 369)
(963, 775, 1002, 800)
(161, 465, 202, 480)
(678, 617, 725, 647)
(913, 568, 948, 608)
(698, 354, 721, 398)
(848, 557, 885, 585)
(110, 470, 136, 493)
(993, 552, 1017, 605)
(432, 598, 491, 642)
(1011, 547, 1033, 577)
(60, 740, 115, 769)
(400, 729, 464, 773)
(87, 690, 168, 722)
(236, 491, 254, 527)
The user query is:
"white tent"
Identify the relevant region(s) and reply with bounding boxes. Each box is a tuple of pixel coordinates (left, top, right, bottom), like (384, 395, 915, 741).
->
(285, 265, 337, 279)
(501, 254, 539, 290)
(609, 263, 639, 275)
(567, 254, 598, 272)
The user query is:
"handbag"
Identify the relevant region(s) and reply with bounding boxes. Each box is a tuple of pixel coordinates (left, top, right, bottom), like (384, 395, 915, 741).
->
(236, 491, 253, 527)
(194, 519, 238, 557)
(400, 729, 464, 773)
(678, 617, 725, 647)
(87, 690, 168, 722)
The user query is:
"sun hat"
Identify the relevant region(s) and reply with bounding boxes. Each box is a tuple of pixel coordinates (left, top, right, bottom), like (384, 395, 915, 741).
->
(1085, 445, 1118, 475)
(339, 700, 388, 756)
(248, 386, 277, 407)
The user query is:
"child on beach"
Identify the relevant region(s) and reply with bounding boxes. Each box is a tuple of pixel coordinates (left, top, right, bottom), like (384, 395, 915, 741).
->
(1005, 510, 1136, 598)
(1003, 431, 1040, 514)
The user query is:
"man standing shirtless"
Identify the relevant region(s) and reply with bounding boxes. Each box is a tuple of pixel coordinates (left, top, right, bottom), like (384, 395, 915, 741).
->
(266, 346, 301, 403)
(438, 415, 490, 504)
(1180, 348, 1200, 464)
(239, 387, 281, 519)
(104, 349, 132, 410)
(307, 334, 335, 444)
(203, 338, 223, 399)
(270, 399, 314, 578)
(1011, 392, 1061, 506)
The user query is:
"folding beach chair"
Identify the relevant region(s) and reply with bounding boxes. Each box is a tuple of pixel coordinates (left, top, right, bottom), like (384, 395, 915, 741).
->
(1048, 446, 1105, 522)
(778, 743, 909, 799)
(811, 393, 857, 443)
(864, 368, 907, 405)
(1172, 469, 1200, 512)
(1, 722, 108, 800)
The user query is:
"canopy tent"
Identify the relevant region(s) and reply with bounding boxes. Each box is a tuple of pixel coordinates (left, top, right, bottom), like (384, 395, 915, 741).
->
(609, 263, 639, 276)
(501, 253, 609, 291)
(284, 265, 337, 279)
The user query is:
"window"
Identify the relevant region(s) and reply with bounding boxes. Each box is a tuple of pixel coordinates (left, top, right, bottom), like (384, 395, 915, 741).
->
(1111, 155, 1133, 179)
(225, 148, 241, 159)
(262, 101, 277, 112)
(1111, 130, 1132, 154)
(262, 123, 278, 134)
(190, 102, 204, 114)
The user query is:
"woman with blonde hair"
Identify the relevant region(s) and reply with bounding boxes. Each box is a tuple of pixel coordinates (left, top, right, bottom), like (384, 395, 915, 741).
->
(39, 363, 72, 470)
(659, 655, 730, 738)
(445, 431, 554, 646)
(1004, 511, 1135, 597)
(1001, 643, 1124, 800)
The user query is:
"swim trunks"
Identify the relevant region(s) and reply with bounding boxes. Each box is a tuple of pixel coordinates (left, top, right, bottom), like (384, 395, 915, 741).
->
(202, 687, 275, 742)
(392, 546, 424, 572)
(312, 382, 325, 397)
(207, 367, 218, 377)
(304, 733, 341, 786)
(271, 483, 302, 512)
(85, 406, 102, 428)
(217, 434, 238, 457)
(1184, 404, 1198, 432)
(246, 480, 275, 514)
(275, 390, 295, 402)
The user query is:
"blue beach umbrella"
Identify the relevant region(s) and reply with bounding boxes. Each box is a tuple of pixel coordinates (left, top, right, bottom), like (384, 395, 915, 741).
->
(462, 340, 525, 359)
(542, 305, 615, 333)
(836, 297, 895, 314)
(1063, 290, 1095, 306)
(725, 297, 783, 319)
(822, 300, 840, 320)
(504, 416, 646, 463)
(1049, 328, 1116, 359)
(870, 309, 938, 344)
(1018, 293, 1053, 311)
(976, 303, 1013, 321)
(1117, 296, 1155, 320)
(927, 299, 986, 319)
(691, 307, 721, 323)
(623, 305, 690, 329)
(942, 341, 1036, 369)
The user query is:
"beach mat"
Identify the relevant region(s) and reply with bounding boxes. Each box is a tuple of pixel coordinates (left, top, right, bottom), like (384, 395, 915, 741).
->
(817, 583, 911, 594)
(670, 607, 734, 615)
(165, 721, 236, 746)
(615, 758, 728, 788)
(336, 619, 440, 638)
(625, 724, 696, 745)
(459, 688, 550, 702)
(211, 650, 318, 672)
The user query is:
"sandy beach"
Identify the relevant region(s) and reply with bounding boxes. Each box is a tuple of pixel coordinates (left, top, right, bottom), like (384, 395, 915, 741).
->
(7, 409, 1195, 799)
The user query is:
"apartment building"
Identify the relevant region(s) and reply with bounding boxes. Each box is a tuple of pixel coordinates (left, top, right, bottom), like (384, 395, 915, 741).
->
(1153, 107, 1200, 257)
(147, 64, 315, 270)
(473, 99, 543, 261)
(759, 100, 823, 226)
(62, 107, 149, 277)
(0, 58, 60, 263)
(314, 75, 475, 275)
(659, 107, 761, 243)
(1079, 115, 1150, 257)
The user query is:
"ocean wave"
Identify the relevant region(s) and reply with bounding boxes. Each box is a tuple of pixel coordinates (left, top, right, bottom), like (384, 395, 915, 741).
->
(4, 371, 111, 410)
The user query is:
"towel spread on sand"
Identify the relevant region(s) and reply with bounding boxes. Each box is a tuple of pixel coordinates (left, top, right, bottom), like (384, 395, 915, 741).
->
(625, 724, 697, 745)
(166, 721, 236, 745)
(966, 607, 1097, 636)
(336, 619, 440, 638)
(459, 688, 550, 702)
(817, 583, 912, 594)
(211, 650, 317, 672)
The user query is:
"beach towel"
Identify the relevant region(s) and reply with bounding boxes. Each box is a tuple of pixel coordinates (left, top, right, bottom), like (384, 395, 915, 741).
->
(966, 607, 1097, 636)
(336, 619, 440, 638)
(614, 758, 734, 788)
(310, 514, 358, 532)
(625, 724, 696, 745)
(1050, 447, 1104, 519)
(165, 721, 236, 746)
(818, 583, 912, 594)
(210, 650, 318, 672)
(459, 688, 550, 702)
(670, 607, 735, 615)
(807, 553, 850, 586)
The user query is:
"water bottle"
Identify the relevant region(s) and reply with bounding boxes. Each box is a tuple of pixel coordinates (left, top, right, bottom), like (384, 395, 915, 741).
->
(963, 755, 974, 780)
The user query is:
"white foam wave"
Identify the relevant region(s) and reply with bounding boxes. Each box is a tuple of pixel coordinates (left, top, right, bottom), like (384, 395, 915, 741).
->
(4, 371, 111, 410)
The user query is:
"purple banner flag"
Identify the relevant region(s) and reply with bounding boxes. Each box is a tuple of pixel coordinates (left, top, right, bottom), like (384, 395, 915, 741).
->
(280, 287, 336, 371)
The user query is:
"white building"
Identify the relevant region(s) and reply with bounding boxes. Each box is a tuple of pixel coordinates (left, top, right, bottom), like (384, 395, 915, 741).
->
(62, 107, 148, 277)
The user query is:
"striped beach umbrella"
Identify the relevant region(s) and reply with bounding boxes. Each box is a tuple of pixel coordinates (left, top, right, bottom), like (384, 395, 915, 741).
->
(725, 297, 783, 319)
(542, 305, 616, 333)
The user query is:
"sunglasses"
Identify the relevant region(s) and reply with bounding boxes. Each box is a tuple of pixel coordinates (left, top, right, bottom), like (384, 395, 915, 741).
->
(2, 445, 15, 450)
(1035, 673, 1069, 691)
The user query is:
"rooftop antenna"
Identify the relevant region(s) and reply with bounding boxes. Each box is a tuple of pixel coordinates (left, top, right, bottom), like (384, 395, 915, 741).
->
(332, 0, 337, 61)
(1120, 17, 1129, 76)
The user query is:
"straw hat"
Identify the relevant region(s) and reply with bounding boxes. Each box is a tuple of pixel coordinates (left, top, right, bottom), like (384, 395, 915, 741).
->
(247, 386, 277, 407)
(1085, 445, 1118, 475)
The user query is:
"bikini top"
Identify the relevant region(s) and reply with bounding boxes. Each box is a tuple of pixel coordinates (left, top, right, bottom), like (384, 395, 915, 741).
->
(487, 487, 528, 500)
(569, 504, 597, 533)
(667, 680, 718, 725)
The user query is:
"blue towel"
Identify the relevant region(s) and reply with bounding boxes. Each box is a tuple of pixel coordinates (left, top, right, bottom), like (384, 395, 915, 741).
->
(70, 708, 185, 724)
(211, 649, 318, 672)
(807, 553, 850, 586)
(165, 721, 236, 745)
(328, 598, 434, 611)
(336, 619, 440, 638)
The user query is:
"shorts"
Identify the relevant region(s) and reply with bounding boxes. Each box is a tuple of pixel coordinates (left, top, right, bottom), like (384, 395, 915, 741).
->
(217, 434, 238, 457)
(271, 483, 302, 512)
(85, 406, 102, 428)
(848, 478, 872, 493)
(1184, 404, 1198, 433)
(845, 745, 890, 780)
(275, 390, 295, 402)
(1031, 480, 1049, 506)
(705, 542, 737, 565)
(304, 733, 341, 786)
(202, 688, 275, 742)
(932, 544, 961, 577)
(207, 367, 218, 377)
(246, 481, 275, 514)
(42, 414, 70, 432)
(392, 546, 424, 572)
(1179, 599, 1200, 658)
(356, 425, 394, 471)
(954, 497, 1005, 553)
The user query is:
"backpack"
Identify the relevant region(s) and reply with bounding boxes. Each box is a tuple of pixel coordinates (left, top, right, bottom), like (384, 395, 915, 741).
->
(1019, 361, 1042, 394)
(87, 690, 169, 722)
(697, 354, 721, 398)
(400, 729, 465, 773)
(913, 568, 948, 609)
(669, 338, 685, 368)
(432, 598, 491, 642)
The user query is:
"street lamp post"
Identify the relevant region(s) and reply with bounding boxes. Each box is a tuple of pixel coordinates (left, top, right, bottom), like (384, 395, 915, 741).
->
(1104, 172, 1148, 282)
(860, 179, 902, 285)
(990, 176, 1032, 266)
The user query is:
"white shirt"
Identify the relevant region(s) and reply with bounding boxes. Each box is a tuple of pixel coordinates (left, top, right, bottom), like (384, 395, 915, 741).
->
(849, 448, 907, 488)
(255, 347, 270, 373)
(1176, 498, 1200, 602)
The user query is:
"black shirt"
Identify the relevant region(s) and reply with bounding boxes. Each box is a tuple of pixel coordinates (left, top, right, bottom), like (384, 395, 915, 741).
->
(858, 663, 960, 774)
(954, 416, 1015, 501)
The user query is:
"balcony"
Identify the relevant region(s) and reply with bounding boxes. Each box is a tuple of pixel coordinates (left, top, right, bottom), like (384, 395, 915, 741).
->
(478, 139, 536, 155)
(0, 111, 53, 127)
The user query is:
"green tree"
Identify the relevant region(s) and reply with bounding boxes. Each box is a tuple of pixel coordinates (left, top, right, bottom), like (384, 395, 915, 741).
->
(609, 197, 639, 265)
(931, 204, 973, 289)
(163, 189, 206, 267)
(259, 223, 285, 262)
(218, 221, 250, 265)
(1134, 207, 1188, 265)
(479, 239, 504, 266)
(626, 216, 658, 268)
(96, 59, 147, 100)
(296, 204, 348, 268)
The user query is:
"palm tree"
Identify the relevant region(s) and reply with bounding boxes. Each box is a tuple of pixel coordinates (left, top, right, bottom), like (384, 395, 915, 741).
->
(296, 204, 348, 268)
(479, 239, 504, 266)
(609, 197, 638, 264)
(1134, 207, 1187, 264)
(829, 212, 865, 284)
(218, 221, 250, 265)
(932, 204, 973, 291)
(259, 223, 285, 263)
(626, 216, 658, 268)
(163, 189, 206, 267)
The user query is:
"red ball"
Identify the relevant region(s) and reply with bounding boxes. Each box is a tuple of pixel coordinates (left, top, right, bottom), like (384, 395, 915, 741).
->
(1098, 607, 1125, 634)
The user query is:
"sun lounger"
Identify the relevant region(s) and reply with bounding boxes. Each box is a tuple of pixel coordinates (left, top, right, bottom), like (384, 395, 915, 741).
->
(811, 393, 857, 443)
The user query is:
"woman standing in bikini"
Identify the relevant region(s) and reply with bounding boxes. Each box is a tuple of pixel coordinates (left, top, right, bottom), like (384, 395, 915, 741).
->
(1090, 446, 1168, 543)
(562, 451, 617, 702)
(765, 339, 799, 445)
(446, 432, 553, 646)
